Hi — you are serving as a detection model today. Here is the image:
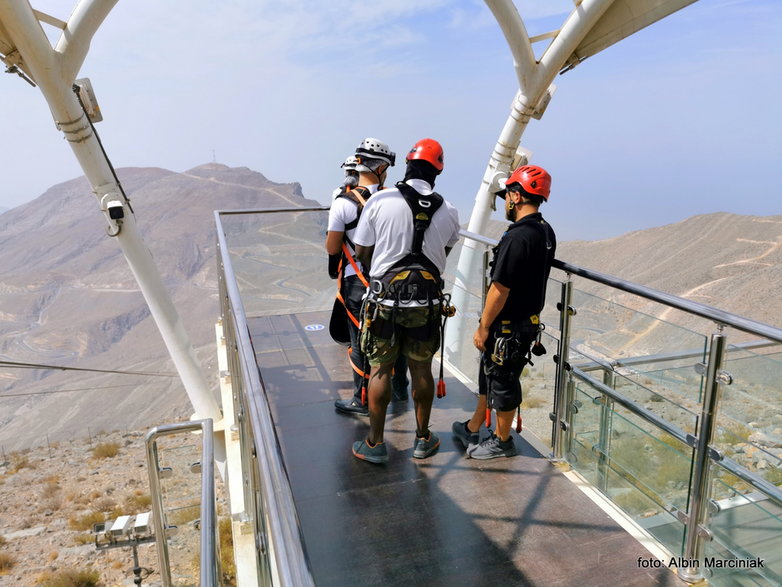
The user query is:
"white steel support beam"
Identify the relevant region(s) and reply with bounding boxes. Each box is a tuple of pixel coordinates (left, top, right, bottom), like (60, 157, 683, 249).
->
(446, 0, 616, 363)
(0, 0, 222, 423)
(54, 0, 116, 83)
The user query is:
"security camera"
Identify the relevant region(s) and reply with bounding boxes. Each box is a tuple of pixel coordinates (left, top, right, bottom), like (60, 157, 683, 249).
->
(107, 200, 124, 220)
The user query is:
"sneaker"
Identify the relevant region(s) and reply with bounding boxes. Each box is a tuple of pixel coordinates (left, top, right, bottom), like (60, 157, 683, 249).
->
(469, 434, 518, 460)
(352, 439, 389, 464)
(413, 431, 440, 459)
(451, 420, 479, 451)
(335, 398, 368, 416)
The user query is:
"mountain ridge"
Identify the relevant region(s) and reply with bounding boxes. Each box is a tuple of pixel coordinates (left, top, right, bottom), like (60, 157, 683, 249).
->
(0, 163, 317, 449)
(0, 164, 779, 450)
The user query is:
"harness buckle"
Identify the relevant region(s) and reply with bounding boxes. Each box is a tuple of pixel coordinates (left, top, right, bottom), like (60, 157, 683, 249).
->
(491, 336, 509, 366)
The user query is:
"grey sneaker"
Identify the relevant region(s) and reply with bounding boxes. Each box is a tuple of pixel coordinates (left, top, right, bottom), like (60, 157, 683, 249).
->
(469, 434, 517, 460)
(451, 420, 479, 451)
(352, 439, 389, 464)
(335, 398, 368, 416)
(412, 431, 440, 459)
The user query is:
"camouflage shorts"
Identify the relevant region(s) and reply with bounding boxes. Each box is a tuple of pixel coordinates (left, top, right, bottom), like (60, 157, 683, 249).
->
(360, 305, 441, 366)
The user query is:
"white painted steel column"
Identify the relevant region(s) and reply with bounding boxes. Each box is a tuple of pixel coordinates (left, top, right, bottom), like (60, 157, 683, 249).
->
(0, 1, 221, 422)
(446, 0, 615, 362)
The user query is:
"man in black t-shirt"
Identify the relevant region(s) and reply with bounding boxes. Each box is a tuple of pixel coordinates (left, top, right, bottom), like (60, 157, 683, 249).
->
(452, 165, 556, 459)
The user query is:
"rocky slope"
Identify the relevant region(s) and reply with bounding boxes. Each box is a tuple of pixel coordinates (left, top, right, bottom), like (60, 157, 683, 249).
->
(0, 428, 223, 586)
(0, 163, 319, 451)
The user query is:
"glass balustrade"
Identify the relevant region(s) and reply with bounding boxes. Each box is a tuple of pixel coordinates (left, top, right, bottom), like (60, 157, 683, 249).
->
(215, 212, 782, 585)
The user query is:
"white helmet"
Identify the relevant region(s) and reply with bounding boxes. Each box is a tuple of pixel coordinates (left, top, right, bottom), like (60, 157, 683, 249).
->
(355, 137, 396, 167)
(341, 155, 359, 172)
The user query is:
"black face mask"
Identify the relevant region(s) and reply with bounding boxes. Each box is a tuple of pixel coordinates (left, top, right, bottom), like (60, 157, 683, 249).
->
(403, 159, 439, 187)
(505, 195, 517, 222)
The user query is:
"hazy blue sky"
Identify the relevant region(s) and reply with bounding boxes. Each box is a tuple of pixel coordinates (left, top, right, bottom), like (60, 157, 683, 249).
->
(2, 0, 780, 240)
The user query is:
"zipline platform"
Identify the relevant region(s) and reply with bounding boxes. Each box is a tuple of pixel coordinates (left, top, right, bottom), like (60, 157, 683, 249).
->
(249, 309, 684, 586)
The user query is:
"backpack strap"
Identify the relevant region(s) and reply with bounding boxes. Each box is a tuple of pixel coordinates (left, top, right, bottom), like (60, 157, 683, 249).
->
(370, 183, 446, 304)
(338, 185, 371, 233)
(395, 182, 443, 257)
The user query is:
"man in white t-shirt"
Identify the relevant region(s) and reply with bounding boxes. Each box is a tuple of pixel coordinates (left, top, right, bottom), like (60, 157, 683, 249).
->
(351, 138, 460, 464)
(325, 138, 409, 416)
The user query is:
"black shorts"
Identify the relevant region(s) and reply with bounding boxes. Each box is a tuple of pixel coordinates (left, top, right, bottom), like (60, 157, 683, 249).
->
(478, 327, 535, 411)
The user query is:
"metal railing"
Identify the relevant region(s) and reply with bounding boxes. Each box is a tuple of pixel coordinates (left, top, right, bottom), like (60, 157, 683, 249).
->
(146, 419, 218, 586)
(215, 208, 319, 586)
(211, 212, 781, 586)
(451, 231, 782, 585)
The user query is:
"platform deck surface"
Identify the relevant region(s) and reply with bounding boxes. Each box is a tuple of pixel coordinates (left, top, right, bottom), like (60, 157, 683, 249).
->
(249, 310, 682, 586)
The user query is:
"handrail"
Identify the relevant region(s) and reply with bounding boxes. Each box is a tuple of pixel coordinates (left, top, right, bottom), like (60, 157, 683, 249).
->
(217, 206, 328, 216)
(145, 419, 218, 586)
(570, 364, 782, 507)
(553, 259, 782, 343)
(214, 209, 316, 586)
(457, 229, 782, 343)
(456, 227, 781, 583)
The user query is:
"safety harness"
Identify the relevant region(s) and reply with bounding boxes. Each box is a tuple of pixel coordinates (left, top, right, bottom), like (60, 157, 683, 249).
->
(328, 185, 371, 279)
(330, 185, 373, 400)
(362, 182, 456, 398)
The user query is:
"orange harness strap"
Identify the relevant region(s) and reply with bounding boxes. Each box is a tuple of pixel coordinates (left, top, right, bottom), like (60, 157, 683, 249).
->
(336, 289, 360, 329)
(341, 242, 369, 288)
(335, 242, 369, 330)
(347, 347, 368, 379)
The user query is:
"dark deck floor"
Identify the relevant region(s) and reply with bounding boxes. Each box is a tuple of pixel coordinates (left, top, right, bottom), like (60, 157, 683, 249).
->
(249, 310, 684, 586)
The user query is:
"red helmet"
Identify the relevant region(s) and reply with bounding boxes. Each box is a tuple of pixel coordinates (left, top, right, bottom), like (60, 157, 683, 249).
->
(505, 165, 551, 200)
(406, 138, 444, 172)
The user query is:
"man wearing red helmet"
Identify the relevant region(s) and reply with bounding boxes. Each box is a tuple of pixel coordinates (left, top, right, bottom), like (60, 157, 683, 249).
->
(350, 138, 460, 464)
(452, 165, 557, 459)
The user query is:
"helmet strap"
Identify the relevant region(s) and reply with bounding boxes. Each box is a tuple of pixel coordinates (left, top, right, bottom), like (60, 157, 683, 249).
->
(370, 163, 388, 188)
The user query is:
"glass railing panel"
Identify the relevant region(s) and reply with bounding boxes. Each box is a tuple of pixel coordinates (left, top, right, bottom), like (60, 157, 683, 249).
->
(568, 384, 602, 483)
(567, 375, 696, 557)
(610, 371, 700, 437)
(715, 345, 782, 483)
(155, 436, 204, 585)
(567, 289, 708, 399)
(440, 243, 483, 384)
(706, 471, 782, 586)
(518, 328, 559, 448)
(570, 377, 694, 508)
(220, 209, 333, 317)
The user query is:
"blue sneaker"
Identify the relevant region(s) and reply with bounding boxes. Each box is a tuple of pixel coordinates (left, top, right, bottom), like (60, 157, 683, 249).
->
(413, 431, 440, 459)
(352, 439, 388, 464)
(451, 420, 479, 451)
(469, 434, 517, 460)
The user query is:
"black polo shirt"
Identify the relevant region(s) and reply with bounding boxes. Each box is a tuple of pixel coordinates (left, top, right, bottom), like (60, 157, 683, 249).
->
(490, 212, 556, 325)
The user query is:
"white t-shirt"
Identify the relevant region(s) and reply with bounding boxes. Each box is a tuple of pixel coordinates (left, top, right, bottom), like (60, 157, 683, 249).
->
(327, 184, 378, 278)
(353, 178, 460, 283)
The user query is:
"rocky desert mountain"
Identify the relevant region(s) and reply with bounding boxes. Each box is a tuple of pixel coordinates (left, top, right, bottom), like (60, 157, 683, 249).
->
(0, 164, 780, 455)
(557, 214, 782, 329)
(0, 163, 320, 451)
(479, 213, 782, 348)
